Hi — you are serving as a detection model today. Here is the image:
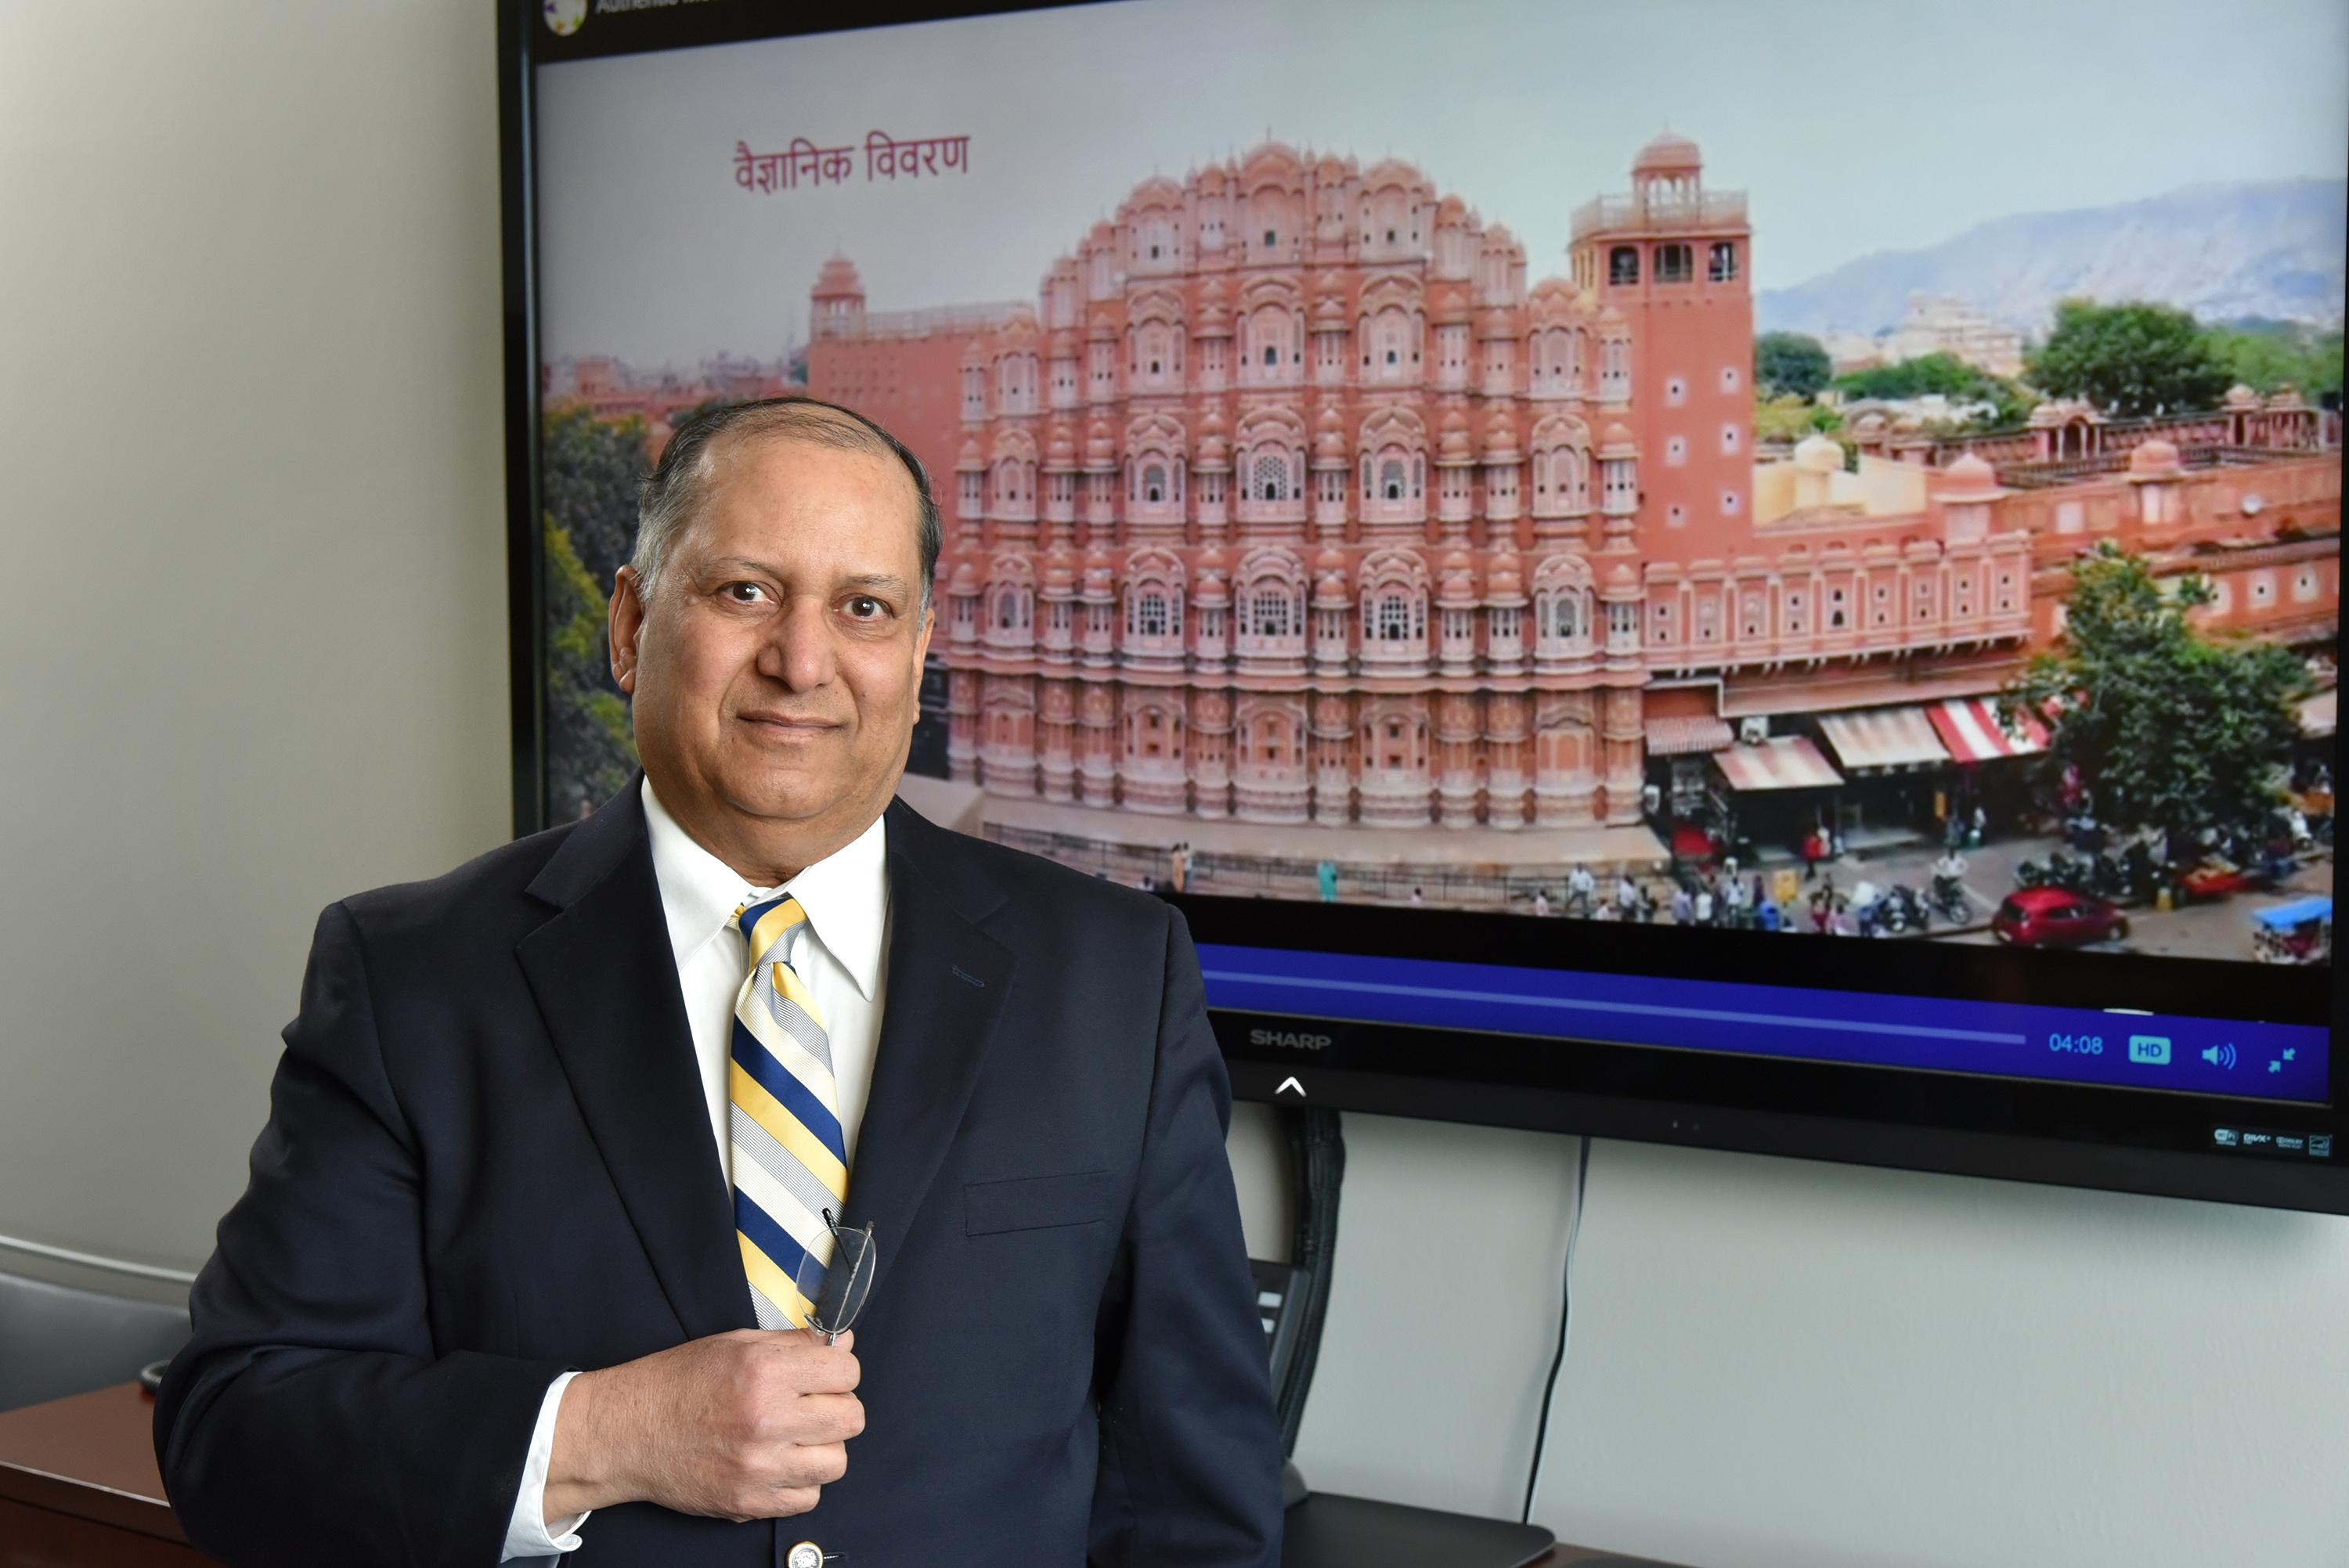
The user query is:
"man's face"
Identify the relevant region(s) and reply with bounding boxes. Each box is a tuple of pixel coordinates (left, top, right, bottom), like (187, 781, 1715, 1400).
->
(612, 427, 933, 876)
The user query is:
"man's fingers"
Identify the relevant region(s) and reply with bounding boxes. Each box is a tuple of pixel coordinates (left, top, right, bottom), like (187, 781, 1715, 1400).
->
(796, 1392, 865, 1441)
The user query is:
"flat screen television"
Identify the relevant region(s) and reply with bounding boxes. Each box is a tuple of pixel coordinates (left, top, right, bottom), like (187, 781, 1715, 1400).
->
(500, 0, 2348, 1213)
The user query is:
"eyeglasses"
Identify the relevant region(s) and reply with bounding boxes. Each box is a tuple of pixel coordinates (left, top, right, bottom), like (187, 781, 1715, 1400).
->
(794, 1209, 877, 1346)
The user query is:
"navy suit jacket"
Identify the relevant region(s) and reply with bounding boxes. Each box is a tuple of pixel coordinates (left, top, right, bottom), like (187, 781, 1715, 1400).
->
(153, 782, 1284, 1566)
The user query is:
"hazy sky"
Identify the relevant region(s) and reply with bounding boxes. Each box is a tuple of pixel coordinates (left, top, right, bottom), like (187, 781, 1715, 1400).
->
(536, 0, 2348, 367)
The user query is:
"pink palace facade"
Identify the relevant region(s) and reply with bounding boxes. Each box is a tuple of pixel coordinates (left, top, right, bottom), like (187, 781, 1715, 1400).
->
(805, 136, 2341, 844)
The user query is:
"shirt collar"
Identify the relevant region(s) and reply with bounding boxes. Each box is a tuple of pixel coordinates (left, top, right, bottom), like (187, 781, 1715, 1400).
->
(640, 776, 890, 1001)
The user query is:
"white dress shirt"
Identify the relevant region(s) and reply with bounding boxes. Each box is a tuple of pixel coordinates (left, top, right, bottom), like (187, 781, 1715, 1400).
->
(500, 777, 892, 1560)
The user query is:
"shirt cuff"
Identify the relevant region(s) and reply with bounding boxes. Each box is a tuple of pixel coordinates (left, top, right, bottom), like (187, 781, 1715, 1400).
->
(500, 1369, 592, 1561)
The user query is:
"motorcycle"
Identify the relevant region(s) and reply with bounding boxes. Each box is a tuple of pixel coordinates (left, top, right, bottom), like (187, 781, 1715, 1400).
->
(1929, 873, 1971, 924)
(2017, 851, 2094, 893)
(1872, 885, 1931, 936)
(2086, 854, 2130, 900)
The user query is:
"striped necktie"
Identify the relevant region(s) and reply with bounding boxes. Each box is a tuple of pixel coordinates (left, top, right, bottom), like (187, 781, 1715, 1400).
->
(727, 892, 849, 1331)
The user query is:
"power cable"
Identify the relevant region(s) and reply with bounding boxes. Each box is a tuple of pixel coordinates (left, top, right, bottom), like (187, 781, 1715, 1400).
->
(1521, 1133, 1593, 1524)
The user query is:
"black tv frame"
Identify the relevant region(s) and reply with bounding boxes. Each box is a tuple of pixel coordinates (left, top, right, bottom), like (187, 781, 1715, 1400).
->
(496, 0, 2347, 1213)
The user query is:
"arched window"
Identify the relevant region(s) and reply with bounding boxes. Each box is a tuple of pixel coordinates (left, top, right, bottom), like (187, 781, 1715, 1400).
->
(1142, 463, 1167, 503)
(1380, 459, 1406, 502)
(1254, 451, 1289, 502)
(1138, 323, 1169, 378)
(1250, 306, 1296, 375)
(1609, 246, 1639, 286)
(1248, 585, 1294, 639)
(1135, 589, 1168, 637)
(1546, 590, 1583, 641)
(1377, 593, 1413, 641)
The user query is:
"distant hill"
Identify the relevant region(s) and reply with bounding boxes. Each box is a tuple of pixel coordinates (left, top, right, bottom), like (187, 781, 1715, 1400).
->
(1758, 179, 2346, 341)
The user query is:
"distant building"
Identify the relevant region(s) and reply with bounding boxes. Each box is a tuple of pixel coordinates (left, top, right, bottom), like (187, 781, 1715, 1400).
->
(543, 351, 801, 455)
(1820, 330, 1885, 376)
(1882, 293, 2026, 378)
(1813, 295, 2025, 380)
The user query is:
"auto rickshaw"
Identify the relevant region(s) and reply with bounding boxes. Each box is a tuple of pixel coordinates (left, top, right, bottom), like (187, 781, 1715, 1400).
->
(2251, 896, 2333, 964)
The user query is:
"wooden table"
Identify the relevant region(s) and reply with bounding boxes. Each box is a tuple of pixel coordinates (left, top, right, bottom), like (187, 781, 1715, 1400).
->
(0, 1382, 218, 1566)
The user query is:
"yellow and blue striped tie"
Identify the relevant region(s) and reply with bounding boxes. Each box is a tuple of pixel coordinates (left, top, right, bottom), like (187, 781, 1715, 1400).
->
(727, 892, 849, 1331)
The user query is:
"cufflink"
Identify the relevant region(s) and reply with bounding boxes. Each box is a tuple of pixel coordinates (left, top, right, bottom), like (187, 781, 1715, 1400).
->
(786, 1543, 826, 1568)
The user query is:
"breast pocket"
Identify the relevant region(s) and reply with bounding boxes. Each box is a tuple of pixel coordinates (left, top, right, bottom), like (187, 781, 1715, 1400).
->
(965, 1168, 1113, 1237)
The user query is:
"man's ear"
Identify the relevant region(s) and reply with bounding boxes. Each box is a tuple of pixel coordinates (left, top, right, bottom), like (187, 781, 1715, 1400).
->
(611, 564, 648, 695)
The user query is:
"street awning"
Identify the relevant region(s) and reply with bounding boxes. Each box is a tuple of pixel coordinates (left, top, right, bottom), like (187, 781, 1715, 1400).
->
(1712, 736, 1844, 791)
(1928, 697, 2048, 762)
(1646, 715, 1736, 756)
(1816, 706, 1951, 773)
(2256, 896, 2333, 928)
(2298, 689, 2336, 738)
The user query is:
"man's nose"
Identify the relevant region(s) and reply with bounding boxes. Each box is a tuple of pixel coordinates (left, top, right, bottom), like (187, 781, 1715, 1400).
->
(762, 595, 836, 690)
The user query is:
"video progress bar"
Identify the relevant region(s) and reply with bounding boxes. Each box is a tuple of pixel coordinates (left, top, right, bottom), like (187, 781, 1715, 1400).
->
(1199, 969, 2027, 1046)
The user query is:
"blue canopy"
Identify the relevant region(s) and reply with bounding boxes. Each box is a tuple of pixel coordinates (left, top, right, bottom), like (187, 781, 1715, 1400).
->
(2253, 896, 2333, 929)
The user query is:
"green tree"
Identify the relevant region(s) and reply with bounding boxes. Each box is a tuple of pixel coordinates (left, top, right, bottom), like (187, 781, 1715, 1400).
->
(1834, 351, 1984, 401)
(541, 404, 650, 597)
(543, 515, 639, 820)
(2203, 319, 2344, 409)
(2005, 544, 2307, 861)
(2028, 298, 2231, 417)
(1754, 392, 1822, 444)
(1755, 332, 1831, 399)
(538, 406, 652, 819)
(1964, 380, 2041, 432)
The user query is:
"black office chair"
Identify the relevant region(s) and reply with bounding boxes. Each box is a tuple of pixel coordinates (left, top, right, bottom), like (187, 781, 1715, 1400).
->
(0, 1267, 190, 1412)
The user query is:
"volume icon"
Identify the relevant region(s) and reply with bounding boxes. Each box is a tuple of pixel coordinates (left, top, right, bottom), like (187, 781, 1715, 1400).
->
(2202, 1044, 2238, 1069)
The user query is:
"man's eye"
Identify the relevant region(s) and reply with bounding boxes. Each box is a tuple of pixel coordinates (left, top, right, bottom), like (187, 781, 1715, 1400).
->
(725, 582, 768, 604)
(846, 595, 886, 618)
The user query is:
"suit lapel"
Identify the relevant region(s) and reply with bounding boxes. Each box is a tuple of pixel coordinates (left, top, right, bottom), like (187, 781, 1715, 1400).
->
(838, 798, 1015, 1308)
(516, 781, 754, 1343)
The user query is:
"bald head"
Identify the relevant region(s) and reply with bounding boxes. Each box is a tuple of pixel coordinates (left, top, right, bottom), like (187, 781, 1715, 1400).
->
(630, 396, 940, 609)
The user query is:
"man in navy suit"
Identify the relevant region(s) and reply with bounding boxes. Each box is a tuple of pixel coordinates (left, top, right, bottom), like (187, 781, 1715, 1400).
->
(154, 398, 1285, 1566)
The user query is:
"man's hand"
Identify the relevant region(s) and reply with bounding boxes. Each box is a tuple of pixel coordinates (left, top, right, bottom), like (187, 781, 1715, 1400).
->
(543, 1328, 863, 1524)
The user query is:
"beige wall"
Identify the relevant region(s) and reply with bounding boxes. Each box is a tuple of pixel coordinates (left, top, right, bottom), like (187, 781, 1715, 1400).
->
(5, 5, 2347, 1565)
(0, 2, 511, 1284)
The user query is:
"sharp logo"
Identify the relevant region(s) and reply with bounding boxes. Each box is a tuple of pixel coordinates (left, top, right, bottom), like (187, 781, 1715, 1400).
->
(1250, 1029, 1333, 1051)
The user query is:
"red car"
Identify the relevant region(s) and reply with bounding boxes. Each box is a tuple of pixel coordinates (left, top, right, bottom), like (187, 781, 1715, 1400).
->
(2178, 860, 2271, 903)
(1992, 888, 2131, 946)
